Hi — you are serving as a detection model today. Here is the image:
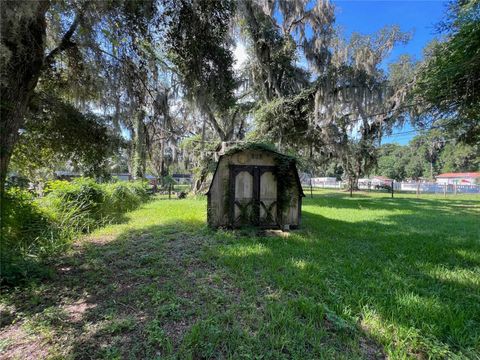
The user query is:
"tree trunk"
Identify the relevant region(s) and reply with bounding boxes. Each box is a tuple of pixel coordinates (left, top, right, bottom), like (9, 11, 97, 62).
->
(0, 1, 49, 195)
(352, 176, 359, 191)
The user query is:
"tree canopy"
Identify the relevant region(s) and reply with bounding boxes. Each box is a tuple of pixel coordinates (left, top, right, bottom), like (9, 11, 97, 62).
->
(413, 0, 480, 144)
(1, 0, 478, 191)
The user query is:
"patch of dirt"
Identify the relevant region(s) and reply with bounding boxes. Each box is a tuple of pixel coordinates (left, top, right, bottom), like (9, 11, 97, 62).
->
(0, 324, 50, 360)
(162, 317, 197, 347)
(85, 234, 116, 245)
(63, 299, 96, 323)
(358, 323, 387, 360)
(359, 336, 387, 360)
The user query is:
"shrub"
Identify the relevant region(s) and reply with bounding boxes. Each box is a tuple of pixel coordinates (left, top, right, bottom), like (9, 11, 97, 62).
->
(1, 188, 61, 285)
(45, 178, 104, 218)
(40, 180, 99, 234)
(1, 178, 150, 286)
(42, 178, 150, 231)
(103, 181, 149, 217)
(127, 181, 150, 202)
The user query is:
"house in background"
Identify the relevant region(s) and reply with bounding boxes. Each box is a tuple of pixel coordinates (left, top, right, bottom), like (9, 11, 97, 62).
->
(54, 171, 81, 180)
(357, 176, 393, 189)
(436, 172, 480, 185)
(112, 173, 132, 181)
(370, 176, 393, 186)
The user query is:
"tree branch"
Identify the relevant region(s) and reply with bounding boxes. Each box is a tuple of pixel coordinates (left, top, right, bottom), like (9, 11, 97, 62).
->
(44, 14, 81, 67)
(204, 104, 226, 141)
(286, 13, 309, 34)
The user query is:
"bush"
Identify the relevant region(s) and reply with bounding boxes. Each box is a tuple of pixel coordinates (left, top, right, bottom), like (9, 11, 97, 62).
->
(103, 181, 149, 217)
(42, 178, 149, 229)
(1, 188, 61, 285)
(42, 178, 105, 232)
(1, 178, 150, 286)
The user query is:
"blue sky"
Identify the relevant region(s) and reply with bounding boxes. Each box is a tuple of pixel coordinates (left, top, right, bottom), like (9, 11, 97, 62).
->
(334, 0, 448, 145)
(335, 0, 447, 64)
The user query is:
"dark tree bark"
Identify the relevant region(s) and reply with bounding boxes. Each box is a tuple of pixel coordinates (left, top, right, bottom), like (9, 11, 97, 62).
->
(204, 105, 227, 141)
(0, 1, 49, 195)
(0, 1, 81, 195)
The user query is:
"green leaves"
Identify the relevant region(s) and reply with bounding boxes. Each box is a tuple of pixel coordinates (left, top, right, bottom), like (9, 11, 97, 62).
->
(414, 0, 480, 144)
(1, 179, 150, 285)
(11, 92, 122, 179)
(375, 128, 479, 181)
(165, 0, 236, 114)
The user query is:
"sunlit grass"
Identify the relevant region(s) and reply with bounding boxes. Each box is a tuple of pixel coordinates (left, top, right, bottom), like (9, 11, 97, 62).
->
(1, 190, 479, 359)
(213, 190, 480, 358)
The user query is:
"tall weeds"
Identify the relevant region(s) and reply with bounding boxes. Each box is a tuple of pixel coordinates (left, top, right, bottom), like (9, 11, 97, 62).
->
(0, 178, 150, 286)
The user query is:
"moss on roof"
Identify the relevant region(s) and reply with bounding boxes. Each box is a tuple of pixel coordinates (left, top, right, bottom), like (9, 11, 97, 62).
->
(223, 142, 297, 163)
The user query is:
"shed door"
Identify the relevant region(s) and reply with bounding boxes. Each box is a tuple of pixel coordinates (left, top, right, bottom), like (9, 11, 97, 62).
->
(230, 165, 277, 226)
(233, 170, 254, 225)
(259, 170, 277, 226)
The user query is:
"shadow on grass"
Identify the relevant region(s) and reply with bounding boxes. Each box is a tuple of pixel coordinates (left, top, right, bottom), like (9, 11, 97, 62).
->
(0, 219, 387, 359)
(0, 217, 211, 358)
(0, 211, 135, 289)
(1, 194, 479, 358)
(214, 199, 480, 357)
(303, 191, 480, 214)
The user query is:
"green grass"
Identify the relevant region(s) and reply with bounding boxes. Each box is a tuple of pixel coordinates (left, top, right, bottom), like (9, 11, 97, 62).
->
(1, 190, 479, 359)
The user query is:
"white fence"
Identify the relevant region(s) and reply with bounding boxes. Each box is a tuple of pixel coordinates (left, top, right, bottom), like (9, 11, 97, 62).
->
(302, 180, 480, 194)
(396, 182, 480, 194)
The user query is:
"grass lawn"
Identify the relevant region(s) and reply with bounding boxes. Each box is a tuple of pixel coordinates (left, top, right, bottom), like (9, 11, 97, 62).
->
(1, 190, 479, 359)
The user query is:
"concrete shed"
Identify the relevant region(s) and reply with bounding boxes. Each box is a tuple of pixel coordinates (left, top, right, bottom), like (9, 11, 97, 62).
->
(206, 143, 304, 229)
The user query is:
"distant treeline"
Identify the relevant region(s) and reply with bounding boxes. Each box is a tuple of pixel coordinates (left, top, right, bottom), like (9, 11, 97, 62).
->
(375, 131, 479, 181)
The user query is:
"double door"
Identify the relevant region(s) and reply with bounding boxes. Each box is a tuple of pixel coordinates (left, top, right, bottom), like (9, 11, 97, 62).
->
(229, 165, 278, 227)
